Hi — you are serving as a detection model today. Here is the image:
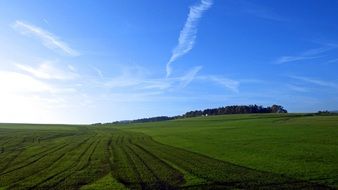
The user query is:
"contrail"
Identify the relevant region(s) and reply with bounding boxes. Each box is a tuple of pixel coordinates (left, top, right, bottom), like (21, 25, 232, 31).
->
(166, 0, 213, 77)
(13, 20, 79, 56)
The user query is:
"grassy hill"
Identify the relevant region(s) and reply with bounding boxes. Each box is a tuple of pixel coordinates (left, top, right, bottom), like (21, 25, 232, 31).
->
(123, 114, 338, 187)
(0, 114, 337, 189)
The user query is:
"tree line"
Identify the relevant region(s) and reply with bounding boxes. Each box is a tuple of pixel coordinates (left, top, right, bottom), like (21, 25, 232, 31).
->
(101, 104, 287, 125)
(182, 104, 287, 118)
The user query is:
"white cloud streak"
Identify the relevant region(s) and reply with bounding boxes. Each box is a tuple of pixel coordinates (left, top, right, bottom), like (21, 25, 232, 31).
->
(104, 66, 202, 91)
(13, 20, 79, 56)
(178, 66, 203, 88)
(328, 58, 338, 63)
(208, 76, 240, 92)
(286, 84, 309, 92)
(15, 61, 78, 80)
(166, 0, 213, 77)
(198, 75, 240, 92)
(275, 46, 335, 64)
(238, 0, 286, 21)
(93, 67, 104, 79)
(276, 56, 320, 64)
(290, 76, 338, 89)
(101, 64, 241, 94)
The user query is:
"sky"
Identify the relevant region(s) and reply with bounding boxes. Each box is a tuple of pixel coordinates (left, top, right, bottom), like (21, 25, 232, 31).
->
(0, 0, 337, 124)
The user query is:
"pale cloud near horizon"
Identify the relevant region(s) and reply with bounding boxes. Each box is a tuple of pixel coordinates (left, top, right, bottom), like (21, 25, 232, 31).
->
(0, 67, 87, 123)
(12, 20, 79, 56)
(0, 71, 53, 93)
(0, 67, 78, 95)
(166, 0, 213, 77)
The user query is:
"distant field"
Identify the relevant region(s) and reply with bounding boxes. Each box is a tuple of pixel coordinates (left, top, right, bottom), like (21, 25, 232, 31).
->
(0, 114, 337, 189)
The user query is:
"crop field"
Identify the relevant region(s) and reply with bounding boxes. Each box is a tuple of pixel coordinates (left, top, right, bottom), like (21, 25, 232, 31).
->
(0, 114, 337, 189)
(125, 114, 338, 188)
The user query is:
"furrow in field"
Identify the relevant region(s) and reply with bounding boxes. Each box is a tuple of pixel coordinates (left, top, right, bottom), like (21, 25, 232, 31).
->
(0, 145, 26, 172)
(124, 144, 159, 187)
(2, 134, 91, 176)
(78, 139, 101, 171)
(0, 142, 69, 175)
(128, 142, 184, 189)
(106, 135, 115, 173)
(120, 144, 145, 189)
(30, 136, 99, 189)
(110, 139, 142, 190)
(0, 133, 80, 170)
(131, 142, 186, 186)
(0, 137, 12, 147)
(5, 136, 93, 189)
(48, 138, 103, 189)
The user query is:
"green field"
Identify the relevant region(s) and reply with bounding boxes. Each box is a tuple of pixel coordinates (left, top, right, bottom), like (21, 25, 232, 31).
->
(0, 114, 337, 189)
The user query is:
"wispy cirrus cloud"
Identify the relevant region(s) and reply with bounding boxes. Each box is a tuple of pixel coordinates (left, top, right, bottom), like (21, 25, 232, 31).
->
(276, 55, 320, 64)
(328, 58, 338, 63)
(198, 75, 240, 92)
(232, 0, 286, 21)
(275, 46, 336, 64)
(15, 61, 78, 80)
(286, 84, 309, 93)
(92, 67, 104, 79)
(178, 66, 203, 88)
(289, 76, 338, 89)
(104, 66, 202, 91)
(12, 20, 79, 56)
(100, 64, 239, 93)
(166, 0, 213, 77)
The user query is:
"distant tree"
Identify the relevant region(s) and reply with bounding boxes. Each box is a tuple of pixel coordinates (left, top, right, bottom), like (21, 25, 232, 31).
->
(316, 110, 334, 116)
(270, 105, 287, 113)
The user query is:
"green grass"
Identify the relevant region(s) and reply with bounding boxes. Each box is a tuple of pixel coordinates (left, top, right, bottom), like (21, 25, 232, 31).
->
(124, 114, 338, 188)
(0, 114, 337, 189)
(81, 174, 128, 190)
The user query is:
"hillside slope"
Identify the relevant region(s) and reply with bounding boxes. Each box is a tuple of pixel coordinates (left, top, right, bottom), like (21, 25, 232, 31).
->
(124, 114, 338, 187)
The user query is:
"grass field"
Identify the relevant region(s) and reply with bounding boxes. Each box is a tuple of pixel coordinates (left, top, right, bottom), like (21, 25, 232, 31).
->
(0, 114, 337, 189)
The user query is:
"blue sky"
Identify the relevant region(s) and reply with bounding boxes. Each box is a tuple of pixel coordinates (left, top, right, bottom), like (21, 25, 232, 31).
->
(0, 0, 337, 124)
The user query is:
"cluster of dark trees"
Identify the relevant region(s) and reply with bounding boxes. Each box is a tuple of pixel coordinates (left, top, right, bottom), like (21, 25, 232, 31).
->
(183, 104, 287, 118)
(104, 104, 287, 125)
(314, 110, 338, 116)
